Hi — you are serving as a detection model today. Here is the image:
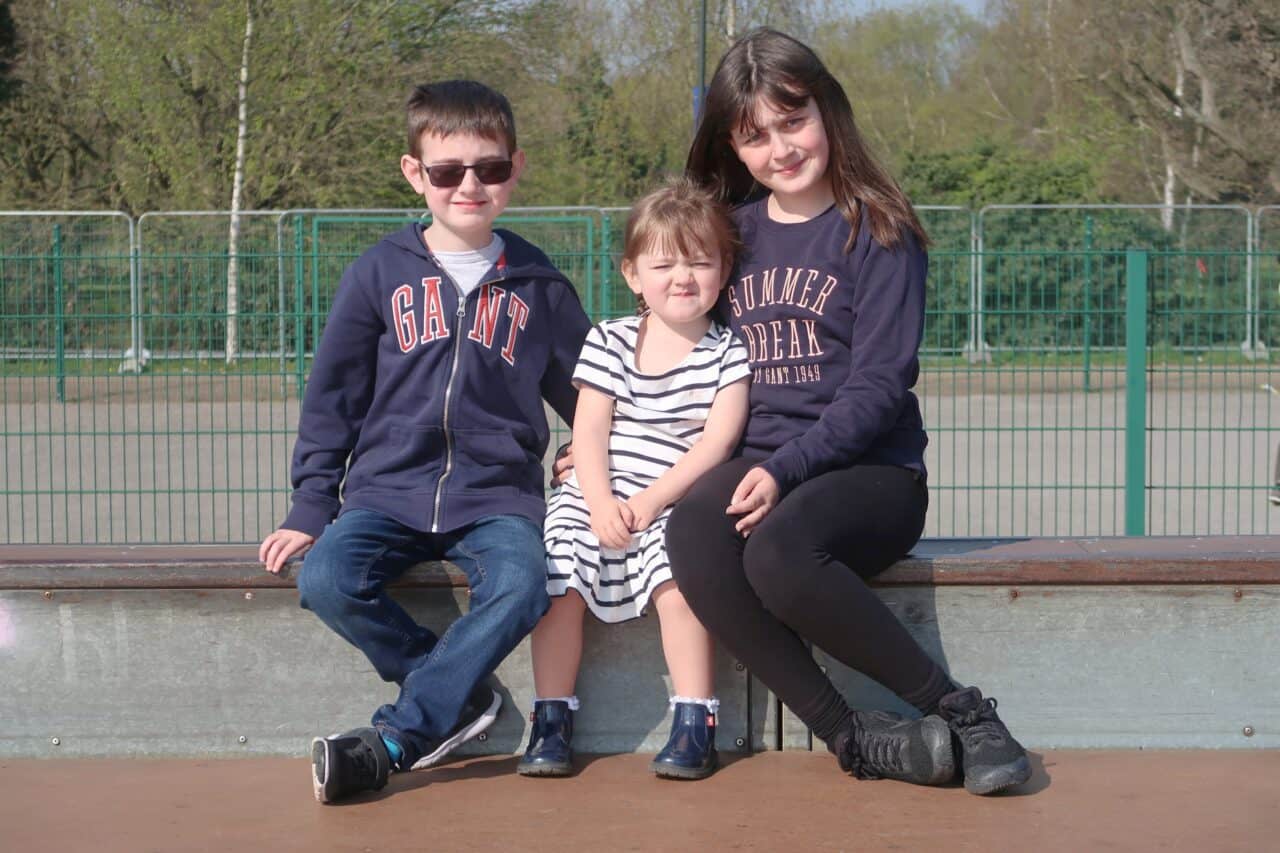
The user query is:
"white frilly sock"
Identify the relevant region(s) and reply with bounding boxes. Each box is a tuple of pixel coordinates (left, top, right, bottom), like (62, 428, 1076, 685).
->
(670, 695, 719, 714)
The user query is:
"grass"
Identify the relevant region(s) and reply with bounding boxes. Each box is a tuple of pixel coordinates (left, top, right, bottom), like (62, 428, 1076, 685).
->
(0, 356, 303, 377)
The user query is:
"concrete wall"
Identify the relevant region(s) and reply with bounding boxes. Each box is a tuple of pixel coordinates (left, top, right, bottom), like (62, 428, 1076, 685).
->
(2, 582, 1275, 758)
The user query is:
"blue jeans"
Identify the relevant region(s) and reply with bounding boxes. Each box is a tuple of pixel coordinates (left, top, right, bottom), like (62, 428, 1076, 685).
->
(297, 508, 549, 766)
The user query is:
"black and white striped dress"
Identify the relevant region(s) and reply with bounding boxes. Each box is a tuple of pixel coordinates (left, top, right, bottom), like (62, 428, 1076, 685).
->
(545, 315, 751, 623)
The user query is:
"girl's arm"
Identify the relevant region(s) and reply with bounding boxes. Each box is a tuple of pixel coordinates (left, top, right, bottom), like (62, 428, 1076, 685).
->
(573, 386, 634, 549)
(626, 377, 750, 532)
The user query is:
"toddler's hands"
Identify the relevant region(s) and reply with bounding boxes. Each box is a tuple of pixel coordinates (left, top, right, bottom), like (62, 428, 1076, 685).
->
(625, 489, 664, 534)
(726, 467, 780, 537)
(259, 528, 315, 575)
(590, 498, 635, 551)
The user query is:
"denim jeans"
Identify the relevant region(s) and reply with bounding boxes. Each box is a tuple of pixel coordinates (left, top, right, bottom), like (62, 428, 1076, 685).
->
(297, 508, 549, 766)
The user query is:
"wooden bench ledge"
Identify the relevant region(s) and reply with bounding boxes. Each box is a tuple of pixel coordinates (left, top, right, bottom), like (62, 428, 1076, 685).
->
(2, 537, 1279, 590)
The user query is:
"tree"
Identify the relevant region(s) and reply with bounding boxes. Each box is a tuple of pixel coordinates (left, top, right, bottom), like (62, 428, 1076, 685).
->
(902, 140, 1098, 207)
(1066, 0, 1280, 204)
(0, 0, 572, 211)
(0, 1, 112, 207)
(0, 1, 16, 105)
(226, 0, 254, 364)
(810, 2, 985, 168)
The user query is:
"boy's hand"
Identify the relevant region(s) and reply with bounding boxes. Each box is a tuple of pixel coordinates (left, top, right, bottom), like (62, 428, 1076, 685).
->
(550, 442, 574, 487)
(259, 528, 315, 575)
(726, 467, 780, 537)
(590, 498, 634, 551)
(625, 489, 665, 534)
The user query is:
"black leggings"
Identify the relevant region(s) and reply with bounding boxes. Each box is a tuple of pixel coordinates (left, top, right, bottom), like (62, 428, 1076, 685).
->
(666, 458, 953, 743)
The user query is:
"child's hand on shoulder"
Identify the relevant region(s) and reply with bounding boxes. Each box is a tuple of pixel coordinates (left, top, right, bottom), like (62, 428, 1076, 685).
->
(549, 442, 575, 487)
(259, 528, 315, 575)
(589, 498, 635, 551)
(625, 489, 665, 534)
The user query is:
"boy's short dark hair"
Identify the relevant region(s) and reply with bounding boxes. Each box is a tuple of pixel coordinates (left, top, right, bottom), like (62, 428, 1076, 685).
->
(406, 80, 517, 159)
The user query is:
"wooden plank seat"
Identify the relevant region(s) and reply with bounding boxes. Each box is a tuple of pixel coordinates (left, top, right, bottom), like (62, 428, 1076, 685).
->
(3, 536, 1279, 589)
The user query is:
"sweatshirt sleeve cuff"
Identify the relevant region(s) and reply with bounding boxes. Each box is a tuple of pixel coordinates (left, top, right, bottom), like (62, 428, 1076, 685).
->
(760, 456, 804, 500)
(281, 496, 338, 540)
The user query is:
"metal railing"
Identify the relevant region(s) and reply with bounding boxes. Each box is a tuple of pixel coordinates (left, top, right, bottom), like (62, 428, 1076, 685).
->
(2, 206, 1276, 543)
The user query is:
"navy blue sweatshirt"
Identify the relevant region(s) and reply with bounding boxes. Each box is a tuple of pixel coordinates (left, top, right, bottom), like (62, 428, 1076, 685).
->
(282, 223, 591, 538)
(722, 198, 928, 497)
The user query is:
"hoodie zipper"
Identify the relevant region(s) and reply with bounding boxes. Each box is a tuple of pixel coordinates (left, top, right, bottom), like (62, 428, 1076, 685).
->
(429, 261, 508, 533)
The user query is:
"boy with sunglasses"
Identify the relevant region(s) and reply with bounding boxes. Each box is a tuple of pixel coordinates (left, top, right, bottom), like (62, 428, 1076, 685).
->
(259, 79, 591, 803)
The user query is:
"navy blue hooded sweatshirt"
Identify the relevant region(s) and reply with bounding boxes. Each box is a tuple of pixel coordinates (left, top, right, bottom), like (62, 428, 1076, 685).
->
(722, 198, 928, 498)
(281, 223, 591, 539)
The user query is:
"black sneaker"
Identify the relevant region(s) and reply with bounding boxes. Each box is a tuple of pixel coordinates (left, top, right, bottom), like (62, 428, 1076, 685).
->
(832, 710, 955, 785)
(938, 686, 1032, 795)
(311, 727, 390, 804)
(408, 683, 501, 770)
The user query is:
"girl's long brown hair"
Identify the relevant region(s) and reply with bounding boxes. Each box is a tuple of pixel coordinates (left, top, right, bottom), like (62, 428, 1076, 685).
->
(686, 28, 928, 252)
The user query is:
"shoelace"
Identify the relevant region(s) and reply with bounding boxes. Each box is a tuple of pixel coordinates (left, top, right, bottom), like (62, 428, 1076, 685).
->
(947, 697, 1007, 747)
(839, 720, 905, 781)
(346, 740, 382, 784)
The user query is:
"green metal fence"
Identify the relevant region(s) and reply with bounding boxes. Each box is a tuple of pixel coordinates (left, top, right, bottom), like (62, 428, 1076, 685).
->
(2, 206, 1276, 543)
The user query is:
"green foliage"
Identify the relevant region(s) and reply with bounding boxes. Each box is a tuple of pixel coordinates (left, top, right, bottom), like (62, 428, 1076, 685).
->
(902, 141, 1100, 207)
(0, 0, 566, 211)
(520, 49, 666, 205)
(0, 0, 1273, 210)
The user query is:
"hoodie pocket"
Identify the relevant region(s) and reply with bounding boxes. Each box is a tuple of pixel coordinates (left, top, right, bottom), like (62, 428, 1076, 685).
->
(451, 428, 541, 493)
(347, 420, 445, 492)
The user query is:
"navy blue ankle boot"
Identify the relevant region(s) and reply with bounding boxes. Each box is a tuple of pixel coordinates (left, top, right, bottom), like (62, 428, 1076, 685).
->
(651, 701, 718, 780)
(517, 700, 574, 777)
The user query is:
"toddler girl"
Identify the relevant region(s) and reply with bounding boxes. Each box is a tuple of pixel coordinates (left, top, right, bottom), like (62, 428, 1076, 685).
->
(518, 177, 751, 780)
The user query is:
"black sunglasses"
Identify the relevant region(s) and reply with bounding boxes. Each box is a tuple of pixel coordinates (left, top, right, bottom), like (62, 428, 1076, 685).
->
(418, 159, 514, 188)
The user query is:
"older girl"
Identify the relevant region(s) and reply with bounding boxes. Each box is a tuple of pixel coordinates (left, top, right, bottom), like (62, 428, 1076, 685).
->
(670, 28, 1031, 795)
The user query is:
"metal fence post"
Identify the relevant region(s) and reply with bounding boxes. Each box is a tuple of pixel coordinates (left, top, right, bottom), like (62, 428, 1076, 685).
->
(309, 216, 323, 368)
(128, 216, 142, 372)
(294, 215, 306, 399)
(275, 214, 287, 383)
(1125, 249, 1148, 536)
(585, 214, 596, 320)
(1244, 210, 1265, 359)
(599, 211, 611, 318)
(968, 210, 983, 361)
(1083, 215, 1093, 391)
(966, 208, 991, 362)
(52, 224, 66, 403)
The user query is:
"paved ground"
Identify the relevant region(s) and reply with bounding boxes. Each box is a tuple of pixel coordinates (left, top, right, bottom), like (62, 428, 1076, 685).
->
(1, 750, 1276, 851)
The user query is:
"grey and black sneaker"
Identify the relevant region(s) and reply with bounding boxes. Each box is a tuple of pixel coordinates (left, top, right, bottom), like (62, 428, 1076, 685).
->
(311, 727, 391, 804)
(938, 686, 1032, 795)
(1270, 484, 1280, 506)
(832, 710, 955, 786)
(409, 683, 502, 770)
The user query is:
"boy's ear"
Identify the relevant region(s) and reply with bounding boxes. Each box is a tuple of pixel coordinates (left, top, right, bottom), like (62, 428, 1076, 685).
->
(401, 154, 427, 194)
(620, 258, 642, 295)
(509, 148, 527, 182)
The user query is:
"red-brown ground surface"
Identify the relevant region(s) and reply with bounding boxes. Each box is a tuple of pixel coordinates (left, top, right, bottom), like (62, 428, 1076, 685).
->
(1, 750, 1275, 852)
